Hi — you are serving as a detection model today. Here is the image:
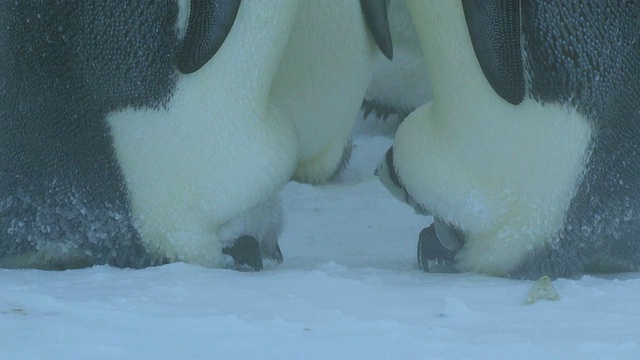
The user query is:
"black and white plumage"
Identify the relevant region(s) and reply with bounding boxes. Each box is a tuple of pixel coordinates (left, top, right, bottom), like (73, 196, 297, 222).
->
(0, 0, 298, 270)
(271, 0, 393, 185)
(381, 0, 640, 279)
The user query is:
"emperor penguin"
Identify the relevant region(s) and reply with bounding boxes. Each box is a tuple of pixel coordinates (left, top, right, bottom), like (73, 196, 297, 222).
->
(379, 0, 640, 279)
(0, 0, 300, 270)
(363, 0, 432, 126)
(270, 0, 393, 184)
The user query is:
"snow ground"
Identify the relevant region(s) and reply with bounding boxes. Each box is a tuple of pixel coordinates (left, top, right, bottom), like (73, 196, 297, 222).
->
(2, 130, 640, 360)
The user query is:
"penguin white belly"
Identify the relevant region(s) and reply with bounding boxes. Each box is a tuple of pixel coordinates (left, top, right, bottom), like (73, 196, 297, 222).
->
(107, 0, 299, 267)
(395, 0, 593, 275)
(270, 0, 380, 184)
(365, 0, 431, 117)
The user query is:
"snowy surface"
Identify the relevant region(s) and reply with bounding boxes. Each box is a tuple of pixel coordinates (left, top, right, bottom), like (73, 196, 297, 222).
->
(2, 131, 640, 359)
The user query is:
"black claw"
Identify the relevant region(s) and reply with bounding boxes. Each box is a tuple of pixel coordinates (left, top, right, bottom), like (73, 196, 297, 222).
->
(223, 235, 263, 271)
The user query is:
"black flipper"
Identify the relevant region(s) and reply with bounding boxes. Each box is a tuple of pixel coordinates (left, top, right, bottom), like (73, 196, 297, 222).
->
(176, 0, 241, 74)
(360, 0, 393, 60)
(462, 0, 524, 105)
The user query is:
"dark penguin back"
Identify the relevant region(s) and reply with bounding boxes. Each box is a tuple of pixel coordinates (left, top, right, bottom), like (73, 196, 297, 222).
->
(0, 1, 179, 268)
(515, 1, 640, 277)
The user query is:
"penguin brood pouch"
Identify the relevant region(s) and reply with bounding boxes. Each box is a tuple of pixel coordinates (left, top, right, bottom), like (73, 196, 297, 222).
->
(380, 0, 640, 279)
(0, 1, 296, 270)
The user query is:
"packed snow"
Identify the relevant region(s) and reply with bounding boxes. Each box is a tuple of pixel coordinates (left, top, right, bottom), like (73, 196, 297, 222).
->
(2, 123, 639, 359)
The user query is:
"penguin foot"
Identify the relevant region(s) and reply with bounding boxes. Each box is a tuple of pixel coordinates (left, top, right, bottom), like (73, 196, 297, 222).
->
(223, 236, 263, 272)
(417, 218, 462, 273)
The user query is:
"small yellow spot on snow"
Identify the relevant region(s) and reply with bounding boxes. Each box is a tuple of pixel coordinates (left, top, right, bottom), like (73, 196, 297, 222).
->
(525, 276, 561, 305)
